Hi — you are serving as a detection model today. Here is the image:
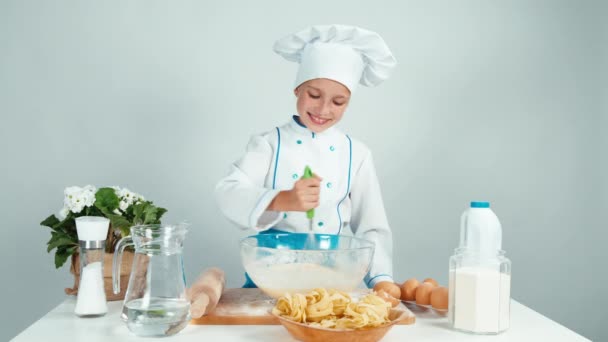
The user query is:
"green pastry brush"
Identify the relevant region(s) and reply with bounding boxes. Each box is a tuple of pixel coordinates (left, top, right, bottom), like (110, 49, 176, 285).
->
(302, 165, 314, 232)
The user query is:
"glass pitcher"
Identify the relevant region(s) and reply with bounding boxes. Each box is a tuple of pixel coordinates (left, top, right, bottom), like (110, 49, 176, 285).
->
(112, 223, 190, 337)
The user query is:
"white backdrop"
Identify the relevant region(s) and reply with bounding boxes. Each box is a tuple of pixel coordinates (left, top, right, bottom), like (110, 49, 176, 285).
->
(1, 1, 606, 341)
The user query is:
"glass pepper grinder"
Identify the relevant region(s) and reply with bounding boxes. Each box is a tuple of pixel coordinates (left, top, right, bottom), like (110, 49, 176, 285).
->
(74, 216, 110, 317)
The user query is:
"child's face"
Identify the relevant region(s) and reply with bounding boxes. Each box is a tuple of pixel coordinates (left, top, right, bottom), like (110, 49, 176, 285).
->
(294, 78, 350, 133)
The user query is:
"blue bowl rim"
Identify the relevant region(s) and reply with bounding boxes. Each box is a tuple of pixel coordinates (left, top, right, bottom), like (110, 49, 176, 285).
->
(239, 232, 376, 253)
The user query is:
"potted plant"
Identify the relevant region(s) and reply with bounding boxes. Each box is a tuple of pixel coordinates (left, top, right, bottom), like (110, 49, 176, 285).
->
(41, 185, 167, 300)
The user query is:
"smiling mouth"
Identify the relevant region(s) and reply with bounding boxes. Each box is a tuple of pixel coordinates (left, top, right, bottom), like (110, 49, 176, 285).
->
(308, 113, 331, 125)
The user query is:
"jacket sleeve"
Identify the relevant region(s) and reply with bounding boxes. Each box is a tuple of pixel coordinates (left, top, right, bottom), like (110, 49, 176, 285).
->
(215, 135, 283, 231)
(349, 149, 394, 288)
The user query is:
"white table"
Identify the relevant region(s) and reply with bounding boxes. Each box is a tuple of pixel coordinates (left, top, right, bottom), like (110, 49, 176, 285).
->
(12, 298, 589, 341)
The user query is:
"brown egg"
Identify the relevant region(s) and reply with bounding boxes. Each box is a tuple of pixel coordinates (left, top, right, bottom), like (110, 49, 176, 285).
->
(400, 278, 420, 301)
(430, 286, 449, 310)
(376, 289, 400, 307)
(423, 278, 438, 287)
(415, 282, 434, 305)
(374, 281, 401, 300)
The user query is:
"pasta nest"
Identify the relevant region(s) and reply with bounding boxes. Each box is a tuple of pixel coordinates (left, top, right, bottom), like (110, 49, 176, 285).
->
(272, 288, 391, 329)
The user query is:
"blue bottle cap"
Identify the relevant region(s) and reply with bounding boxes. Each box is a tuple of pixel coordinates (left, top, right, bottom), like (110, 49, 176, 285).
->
(470, 201, 490, 208)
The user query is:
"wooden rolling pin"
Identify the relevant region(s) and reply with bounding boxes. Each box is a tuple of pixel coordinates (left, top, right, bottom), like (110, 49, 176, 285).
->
(186, 267, 226, 319)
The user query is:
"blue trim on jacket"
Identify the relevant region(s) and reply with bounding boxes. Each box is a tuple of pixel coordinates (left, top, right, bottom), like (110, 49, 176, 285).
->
(337, 134, 352, 235)
(293, 115, 306, 127)
(366, 274, 393, 288)
(272, 127, 281, 189)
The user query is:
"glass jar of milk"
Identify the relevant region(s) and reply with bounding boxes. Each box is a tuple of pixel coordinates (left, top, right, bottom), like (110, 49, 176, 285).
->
(448, 202, 511, 334)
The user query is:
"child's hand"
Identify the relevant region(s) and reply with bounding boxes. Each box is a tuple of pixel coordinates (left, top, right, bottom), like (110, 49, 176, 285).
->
(289, 173, 322, 211)
(268, 174, 322, 212)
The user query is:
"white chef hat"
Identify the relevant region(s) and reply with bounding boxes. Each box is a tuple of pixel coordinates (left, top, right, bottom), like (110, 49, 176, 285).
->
(273, 24, 397, 93)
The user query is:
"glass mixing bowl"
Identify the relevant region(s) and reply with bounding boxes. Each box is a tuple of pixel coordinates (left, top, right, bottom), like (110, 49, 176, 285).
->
(240, 233, 375, 298)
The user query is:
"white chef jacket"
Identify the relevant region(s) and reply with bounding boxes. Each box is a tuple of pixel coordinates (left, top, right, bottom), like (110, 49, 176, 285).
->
(215, 115, 394, 287)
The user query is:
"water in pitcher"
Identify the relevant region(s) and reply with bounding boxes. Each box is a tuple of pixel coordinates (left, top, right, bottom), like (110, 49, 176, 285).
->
(123, 298, 190, 336)
(113, 223, 191, 337)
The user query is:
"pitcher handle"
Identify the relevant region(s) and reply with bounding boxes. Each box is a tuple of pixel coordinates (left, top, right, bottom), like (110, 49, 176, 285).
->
(112, 236, 133, 294)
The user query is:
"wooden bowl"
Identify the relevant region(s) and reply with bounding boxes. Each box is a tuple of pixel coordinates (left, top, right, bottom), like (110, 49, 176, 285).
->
(274, 308, 409, 342)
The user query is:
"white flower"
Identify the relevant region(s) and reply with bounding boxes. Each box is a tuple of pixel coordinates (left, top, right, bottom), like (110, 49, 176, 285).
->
(63, 185, 96, 214)
(113, 208, 122, 216)
(58, 207, 69, 220)
(119, 200, 129, 211)
(64, 186, 84, 213)
(117, 188, 131, 202)
(71, 200, 85, 214)
(64, 186, 82, 208)
(81, 186, 96, 207)
(83, 184, 96, 193)
(113, 186, 148, 210)
(118, 188, 130, 198)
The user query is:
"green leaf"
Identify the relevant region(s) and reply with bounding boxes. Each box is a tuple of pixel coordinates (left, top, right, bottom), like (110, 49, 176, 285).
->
(84, 205, 104, 217)
(107, 213, 131, 233)
(41, 215, 60, 228)
(143, 206, 159, 224)
(47, 232, 77, 252)
(54, 245, 77, 269)
(118, 225, 130, 237)
(132, 202, 146, 223)
(94, 187, 120, 212)
(53, 214, 75, 232)
(155, 207, 167, 222)
(96, 206, 113, 218)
